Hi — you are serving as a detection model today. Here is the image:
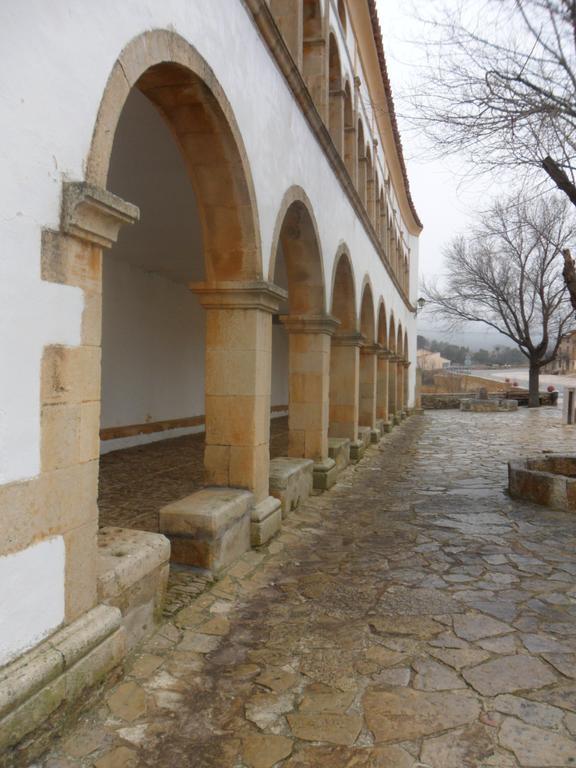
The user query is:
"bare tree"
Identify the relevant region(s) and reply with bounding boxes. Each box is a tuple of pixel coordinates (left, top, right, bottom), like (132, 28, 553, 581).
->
(424, 194, 575, 406)
(410, 0, 576, 198)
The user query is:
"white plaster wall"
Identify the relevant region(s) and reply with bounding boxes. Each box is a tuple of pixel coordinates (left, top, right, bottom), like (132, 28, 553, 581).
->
(100, 258, 205, 431)
(0, 537, 65, 667)
(0, 0, 418, 485)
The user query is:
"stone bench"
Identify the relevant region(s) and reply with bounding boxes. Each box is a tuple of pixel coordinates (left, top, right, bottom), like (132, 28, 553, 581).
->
(97, 527, 170, 650)
(372, 419, 385, 443)
(160, 488, 252, 575)
(269, 457, 314, 516)
(328, 437, 350, 474)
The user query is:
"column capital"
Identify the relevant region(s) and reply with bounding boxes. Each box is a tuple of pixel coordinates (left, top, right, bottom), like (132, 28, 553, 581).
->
(190, 281, 287, 313)
(332, 332, 365, 348)
(61, 182, 139, 248)
(279, 314, 340, 335)
(360, 343, 382, 356)
(388, 353, 401, 363)
(378, 348, 393, 360)
(402, 360, 411, 369)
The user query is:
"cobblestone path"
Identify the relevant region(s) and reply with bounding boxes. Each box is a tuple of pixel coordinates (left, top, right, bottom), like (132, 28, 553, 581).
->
(39, 409, 576, 767)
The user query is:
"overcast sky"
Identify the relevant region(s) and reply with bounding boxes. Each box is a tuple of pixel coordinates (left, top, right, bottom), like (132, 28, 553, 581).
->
(374, 0, 516, 348)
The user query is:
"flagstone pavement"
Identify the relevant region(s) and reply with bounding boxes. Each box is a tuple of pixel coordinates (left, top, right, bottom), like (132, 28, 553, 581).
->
(37, 408, 576, 767)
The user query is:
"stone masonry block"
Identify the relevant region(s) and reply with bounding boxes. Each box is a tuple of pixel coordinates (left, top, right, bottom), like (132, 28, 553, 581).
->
(160, 488, 253, 574)
(269, 457, 314, 517)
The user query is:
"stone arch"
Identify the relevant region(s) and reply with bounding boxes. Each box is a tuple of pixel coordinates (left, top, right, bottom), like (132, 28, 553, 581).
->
(329, 246, 360, 442)
(303, 0, 326, 116)
(269, 186, 325, 315)
(357, 120, 367, 205)
(270, 188, 331, 465)
(377, 299, 388, 349)
(87, 29, 262, 282)
(343, 80, 355, 180)
(397, 323, 404, 359)
(389, 314, 397, 352)
(330, 246, 357, 331)
(376, 299, 389, 423)
(328, 32, 344, 154)
(359, 278, 376, 344)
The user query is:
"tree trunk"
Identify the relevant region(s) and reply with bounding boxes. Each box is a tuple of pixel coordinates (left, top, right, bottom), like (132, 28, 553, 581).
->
(528, 362, 540, 408)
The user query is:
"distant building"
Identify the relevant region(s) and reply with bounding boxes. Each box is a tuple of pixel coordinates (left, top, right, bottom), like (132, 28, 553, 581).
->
(417, 349, 451, 370)
(543, 330, 576, 374)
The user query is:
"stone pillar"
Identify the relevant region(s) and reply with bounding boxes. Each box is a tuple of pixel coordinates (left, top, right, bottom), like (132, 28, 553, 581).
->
(329, 332, 363, 443)
(50, 183, 139, 621)
(377, 349, 391, 429)
(303, 37, 328, 120)
(270, 0, 303, 68)
(359, 343, 379, 434)
(329, 90, 345, 155)
(388, 354, 398, 424)
(192, 281, 287, 506)
(357, 157, 367, 207)
(403, 360, 411, 413)
(396, 357, 405, 417)
(280, 314, 339, 488)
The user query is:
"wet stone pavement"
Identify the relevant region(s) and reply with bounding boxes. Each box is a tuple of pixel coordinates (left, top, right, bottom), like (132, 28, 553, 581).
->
(38, 409, 576, 767)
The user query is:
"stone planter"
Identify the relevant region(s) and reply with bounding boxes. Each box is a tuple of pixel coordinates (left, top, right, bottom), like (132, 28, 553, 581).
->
(508, 454, 576, 511)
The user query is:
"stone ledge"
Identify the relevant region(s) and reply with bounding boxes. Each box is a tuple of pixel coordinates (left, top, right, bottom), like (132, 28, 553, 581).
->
(313, 458, 337, 490)
(61, 182, 139, 248)
(160, 488, 253, 574)
(358, 426, 371, 448)
(0, 605, 125, 757)
(269, 457, 314, 516)
(251, 496, 282, 546)
(97, 528, 170, 649)
(350, 440, 366, 462)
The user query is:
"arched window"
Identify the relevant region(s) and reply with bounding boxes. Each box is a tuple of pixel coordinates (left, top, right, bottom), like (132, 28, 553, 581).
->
(328, 34, 344, 153)
(343, 81, 355, 180)
(357, 120, 367, 205)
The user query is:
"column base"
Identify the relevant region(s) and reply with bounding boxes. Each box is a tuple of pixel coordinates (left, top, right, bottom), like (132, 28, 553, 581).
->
(328, 437, 351, 473)
(393, 413, 401, 426)
(370, 428, 381, 444)
(350, 440, 366, 462)
(269, 457, 314, 517)
(160, 488, 252, 575)
(98, 527, 170, 650)
(313, 458, 338, 490)
(251, 496, 282, 546)
(0, 605, 125, 761)
(358, 426, 371, 448)
(382, 420, 393, 433)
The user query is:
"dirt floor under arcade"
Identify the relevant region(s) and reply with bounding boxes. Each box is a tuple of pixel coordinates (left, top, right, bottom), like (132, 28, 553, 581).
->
(37, 407, 576, 768)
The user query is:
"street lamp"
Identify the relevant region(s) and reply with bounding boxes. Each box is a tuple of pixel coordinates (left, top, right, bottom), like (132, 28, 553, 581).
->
(415, 297, 426, 315)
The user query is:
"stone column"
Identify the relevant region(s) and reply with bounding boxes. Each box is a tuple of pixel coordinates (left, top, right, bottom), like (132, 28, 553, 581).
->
(329, 332, 363, 444)
(359, 343, 379, 442)
(192, 281, 286, 507)
(329, 89, 345, 155)
(388, 354, 398, 424)
(396, 357, 406, 417)
(280, 314, 339, 488)
(403, 360, 411, 413)
(377, 348, 391, 431)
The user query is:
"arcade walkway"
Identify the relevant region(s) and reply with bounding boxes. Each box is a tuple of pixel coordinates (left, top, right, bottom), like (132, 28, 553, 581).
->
(98, 417, 290, 532)
(41, 408, 576, 767)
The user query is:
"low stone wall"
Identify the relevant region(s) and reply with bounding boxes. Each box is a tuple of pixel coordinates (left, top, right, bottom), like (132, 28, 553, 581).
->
(421, 394, 464, 410)
(508, 454, 576, 511)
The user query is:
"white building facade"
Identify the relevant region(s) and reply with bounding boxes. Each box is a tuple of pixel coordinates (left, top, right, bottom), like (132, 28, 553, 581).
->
(0, 0, 420, 754)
